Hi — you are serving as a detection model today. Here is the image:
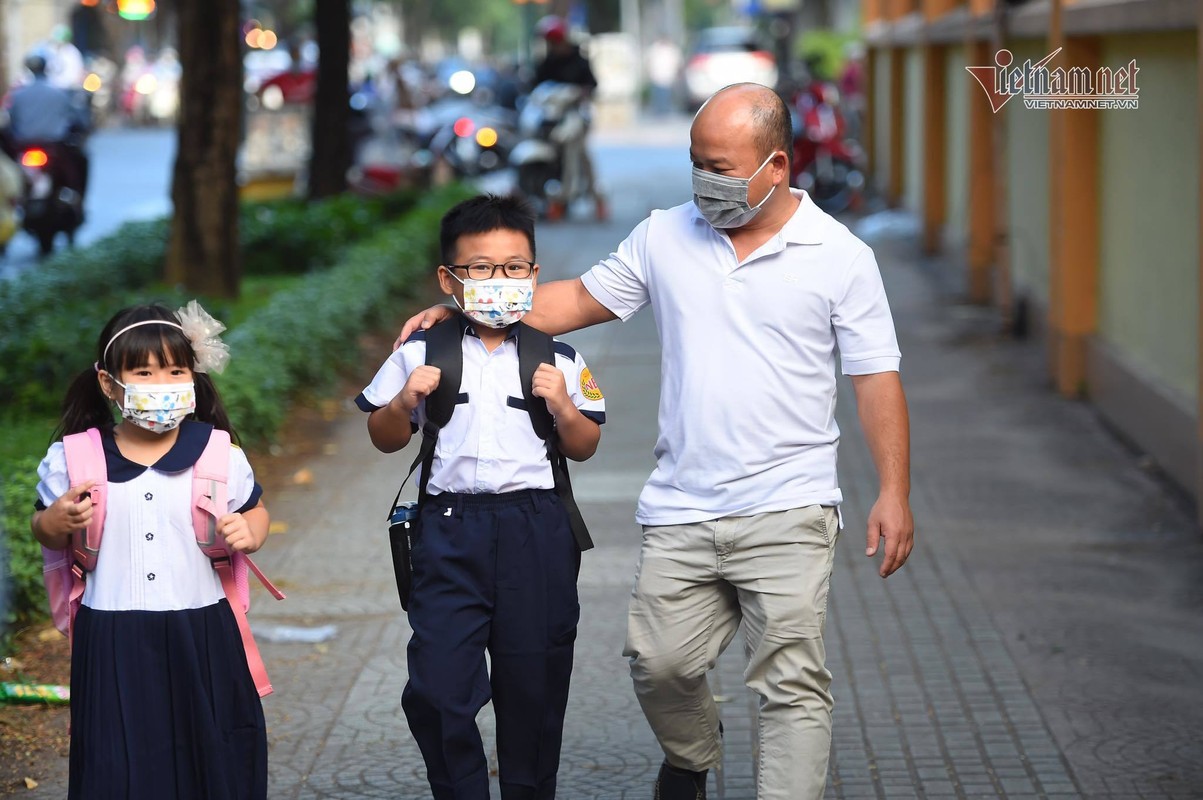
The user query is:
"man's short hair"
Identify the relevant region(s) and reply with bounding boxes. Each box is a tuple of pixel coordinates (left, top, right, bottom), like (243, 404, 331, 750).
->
(439, 194, 537, 265)
(748, 89, 793, 165)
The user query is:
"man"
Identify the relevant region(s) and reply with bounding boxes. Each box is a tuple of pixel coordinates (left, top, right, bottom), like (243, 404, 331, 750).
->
(399, 83, 915, 800)
(5, 54, 89, 198)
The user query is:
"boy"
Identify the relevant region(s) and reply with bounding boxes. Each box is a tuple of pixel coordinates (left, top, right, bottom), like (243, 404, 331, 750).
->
(355, 194, 605, 799)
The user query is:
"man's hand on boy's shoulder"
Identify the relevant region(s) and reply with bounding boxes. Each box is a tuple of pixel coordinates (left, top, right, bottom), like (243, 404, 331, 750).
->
(396, 305, 454, 350)
(532, 363, 575, 419)
(393, 365, 441, 414)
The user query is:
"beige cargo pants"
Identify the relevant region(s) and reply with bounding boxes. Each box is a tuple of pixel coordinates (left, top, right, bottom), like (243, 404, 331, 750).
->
(624, 504, 840, 800)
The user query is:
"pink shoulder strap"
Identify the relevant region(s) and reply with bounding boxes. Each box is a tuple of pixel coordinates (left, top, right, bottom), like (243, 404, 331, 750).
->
(61, 428, 107, 571)
(191, 428, 284, 697)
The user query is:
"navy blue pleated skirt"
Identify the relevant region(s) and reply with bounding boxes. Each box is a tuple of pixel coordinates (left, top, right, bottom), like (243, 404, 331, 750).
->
(68, 600, 268, 800)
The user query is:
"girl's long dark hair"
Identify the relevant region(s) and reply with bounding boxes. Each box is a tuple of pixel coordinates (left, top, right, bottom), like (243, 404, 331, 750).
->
(53, 304, 239, 443)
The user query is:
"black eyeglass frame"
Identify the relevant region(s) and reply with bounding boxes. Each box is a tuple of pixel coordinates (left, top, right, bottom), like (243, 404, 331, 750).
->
(444, 260, 536, 279)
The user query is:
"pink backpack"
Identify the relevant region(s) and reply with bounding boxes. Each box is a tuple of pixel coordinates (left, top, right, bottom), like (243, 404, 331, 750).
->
(41, 427, 285, 697)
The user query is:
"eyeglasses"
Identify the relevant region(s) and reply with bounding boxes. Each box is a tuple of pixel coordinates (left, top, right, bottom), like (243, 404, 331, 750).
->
(445, 260, 535, 280)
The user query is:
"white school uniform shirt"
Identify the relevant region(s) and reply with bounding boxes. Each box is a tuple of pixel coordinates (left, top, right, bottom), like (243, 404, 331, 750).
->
(35, 422, 262, 612)
(580, 189, 901, 527)
(356, 319, 606, 495)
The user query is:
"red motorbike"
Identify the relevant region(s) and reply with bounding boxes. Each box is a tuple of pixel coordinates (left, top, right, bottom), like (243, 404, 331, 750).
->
(790, 81, 865, 215)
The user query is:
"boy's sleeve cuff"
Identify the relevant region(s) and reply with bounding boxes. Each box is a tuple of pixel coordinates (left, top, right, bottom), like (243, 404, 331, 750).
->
(355, 393, 382, 412)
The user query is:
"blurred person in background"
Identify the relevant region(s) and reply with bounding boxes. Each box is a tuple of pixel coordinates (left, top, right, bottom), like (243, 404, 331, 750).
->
(531, 15, 606, 220)
(4, 54, 89, 199)
(47, 25, 86, 90)
(645, 36, 682, 116)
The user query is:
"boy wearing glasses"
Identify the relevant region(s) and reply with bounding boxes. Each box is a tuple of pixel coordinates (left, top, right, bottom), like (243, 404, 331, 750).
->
(356, 194, 605, 799)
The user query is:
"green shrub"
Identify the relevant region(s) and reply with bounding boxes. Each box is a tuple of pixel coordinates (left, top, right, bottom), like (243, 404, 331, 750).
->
(0, 191, 418, 418)
(0, 458, 47, 634)
(219, 184, 473, 444)
(240, 190, 419, 275)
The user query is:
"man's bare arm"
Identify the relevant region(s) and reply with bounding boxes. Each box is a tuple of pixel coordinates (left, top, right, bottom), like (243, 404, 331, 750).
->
(849, 371, 915, 578)
(396, 278, 617, 347)
(524, 278, 617, 335)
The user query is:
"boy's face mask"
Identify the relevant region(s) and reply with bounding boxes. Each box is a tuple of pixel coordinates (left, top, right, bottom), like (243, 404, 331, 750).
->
(110, 378, 196, 433)
(444, 270, 534, 329)
(692, 151, 778, 229)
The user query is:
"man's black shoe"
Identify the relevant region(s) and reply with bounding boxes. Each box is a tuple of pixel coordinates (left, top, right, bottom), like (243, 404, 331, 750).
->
(653, 761, 707, 800)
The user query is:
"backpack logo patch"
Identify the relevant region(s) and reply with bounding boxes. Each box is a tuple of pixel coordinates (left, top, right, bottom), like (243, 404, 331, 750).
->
(580, 367, 603, 401)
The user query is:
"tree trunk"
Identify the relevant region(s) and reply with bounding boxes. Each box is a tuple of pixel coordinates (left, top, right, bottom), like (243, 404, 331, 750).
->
(0, 0, 8, 95)
(308, 0, 351, 199)
(166, 0, 242, 297)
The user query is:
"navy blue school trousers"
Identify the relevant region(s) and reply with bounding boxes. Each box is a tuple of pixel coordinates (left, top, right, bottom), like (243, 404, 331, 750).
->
(402, 488, 581, 800)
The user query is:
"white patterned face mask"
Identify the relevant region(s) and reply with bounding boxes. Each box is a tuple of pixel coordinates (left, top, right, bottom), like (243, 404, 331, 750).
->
(111, 380, 196, 433)
(446, 272, 534, 329)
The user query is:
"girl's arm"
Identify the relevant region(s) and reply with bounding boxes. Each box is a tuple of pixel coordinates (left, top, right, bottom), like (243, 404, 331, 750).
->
(218, 500, 269, 554)
(31, 480, 96, 550)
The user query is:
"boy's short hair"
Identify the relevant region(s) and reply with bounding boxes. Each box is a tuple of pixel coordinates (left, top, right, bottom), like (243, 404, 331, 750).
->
(439, 194, 537, 265)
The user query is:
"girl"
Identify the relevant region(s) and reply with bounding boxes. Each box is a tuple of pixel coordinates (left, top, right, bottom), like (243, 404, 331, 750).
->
(31, 303, 270, 800)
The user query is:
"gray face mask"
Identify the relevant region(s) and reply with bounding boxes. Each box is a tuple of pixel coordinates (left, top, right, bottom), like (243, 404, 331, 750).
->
(692, 152, 778, 229)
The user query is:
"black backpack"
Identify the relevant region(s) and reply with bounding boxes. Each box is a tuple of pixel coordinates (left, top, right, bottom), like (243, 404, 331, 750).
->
(387, 318, 593, 609)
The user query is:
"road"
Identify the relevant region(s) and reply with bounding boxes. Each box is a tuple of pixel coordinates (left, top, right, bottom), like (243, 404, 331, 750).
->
(0, 126, 175, 278)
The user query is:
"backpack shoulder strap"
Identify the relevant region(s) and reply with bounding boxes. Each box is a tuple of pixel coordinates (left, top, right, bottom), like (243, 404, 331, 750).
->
(392, 317, 464, 509)
(517, 322, 555, 441)
(516, 323, 594, 552)
(191, 427, 280, 698)
(192, 427, 230, 551)
(61, 428, 107, 569)
(423, 318, 464, 428)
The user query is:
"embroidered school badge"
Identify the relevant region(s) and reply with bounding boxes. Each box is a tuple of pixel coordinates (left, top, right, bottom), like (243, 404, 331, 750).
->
(580, 367, 603, 401)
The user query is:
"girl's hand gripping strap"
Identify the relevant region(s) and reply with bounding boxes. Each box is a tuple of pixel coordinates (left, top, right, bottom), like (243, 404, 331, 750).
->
(192, 429, 283, 698)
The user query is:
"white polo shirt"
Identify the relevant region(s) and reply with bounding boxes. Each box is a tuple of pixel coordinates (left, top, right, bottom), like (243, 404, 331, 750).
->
(581, 189, 900, 526)
(357, 322, 606, 495)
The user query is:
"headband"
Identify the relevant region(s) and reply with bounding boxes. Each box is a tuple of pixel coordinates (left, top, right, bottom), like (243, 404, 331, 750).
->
(98, 302, 229, 375)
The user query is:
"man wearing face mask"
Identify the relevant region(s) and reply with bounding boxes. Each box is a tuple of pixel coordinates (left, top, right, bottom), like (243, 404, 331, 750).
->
(398, 84, 914, 800)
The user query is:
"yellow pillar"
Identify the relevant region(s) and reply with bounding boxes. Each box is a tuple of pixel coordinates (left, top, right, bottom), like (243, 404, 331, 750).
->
(966, 38, 995, 304)
(1047, 37, 1101, 397)
(922, 45, 947, 255)
(866, 47, 877, 179)
(888, 47, 905, 207)
(1197, 17, 1203, 526)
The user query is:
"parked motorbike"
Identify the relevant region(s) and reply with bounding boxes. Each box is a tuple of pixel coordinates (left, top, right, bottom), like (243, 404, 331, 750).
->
(508, 82, 592, 219)
(790, 80, 866, 215)
(17, 144, 83, 256)
(401, 93, 516, 180)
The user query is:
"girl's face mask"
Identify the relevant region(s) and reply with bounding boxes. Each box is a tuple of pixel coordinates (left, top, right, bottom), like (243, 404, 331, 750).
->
(110, 378, 196, 433)
(444, 270, 534, 329)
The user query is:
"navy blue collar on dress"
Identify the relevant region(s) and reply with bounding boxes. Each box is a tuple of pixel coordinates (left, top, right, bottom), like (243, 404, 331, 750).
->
(101, 420, 215, 483)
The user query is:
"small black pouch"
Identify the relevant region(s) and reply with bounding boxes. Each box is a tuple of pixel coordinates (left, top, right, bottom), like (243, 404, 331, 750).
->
(388, 500, 419, 611)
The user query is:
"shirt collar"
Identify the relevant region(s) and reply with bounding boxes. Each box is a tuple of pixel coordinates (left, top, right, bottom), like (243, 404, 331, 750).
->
(457, 313, 520, 341)
(690, 188, 825, 245)
(101, 420, 215, 483)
